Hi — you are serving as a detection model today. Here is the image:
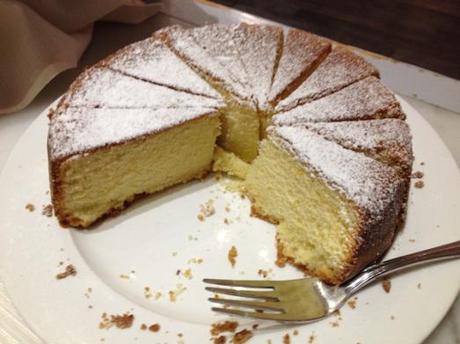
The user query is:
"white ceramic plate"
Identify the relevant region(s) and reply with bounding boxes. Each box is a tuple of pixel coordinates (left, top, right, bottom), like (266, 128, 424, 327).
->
(0, 97, 459, 344)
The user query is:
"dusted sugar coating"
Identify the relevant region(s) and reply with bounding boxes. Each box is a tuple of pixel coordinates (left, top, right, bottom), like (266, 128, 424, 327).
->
(268, 29, 331, 107)
(64, 67, 223, 109)
(273, 76, 402, 124)
(302, 119, 413, 176)
(49, 106, 219, 160)
(104, 37, 220, 99)
(276, 46, 379, 111)
(187, 24, 251, 93)
(156, 25, 250, 101)
(270, 125, 403, 220)
(233, 23, 283, 108)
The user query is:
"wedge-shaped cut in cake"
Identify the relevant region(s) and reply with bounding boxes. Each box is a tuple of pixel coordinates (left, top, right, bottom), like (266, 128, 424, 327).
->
(233, 23, 283, 109)
(63, 67, 223, 109)
(48, 106, 221, 228)
(303, 119, 413, 177)
(156, 25, 259, 162)
(103, 37, 220, 99)
(276, 46, 379, 112)
(273, 76, 403, 125)
(244, 126, 405, 284)
(268, 29, 331, 107)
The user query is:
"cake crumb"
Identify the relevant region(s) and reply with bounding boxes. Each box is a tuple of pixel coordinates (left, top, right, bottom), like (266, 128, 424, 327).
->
(411, 171, 424, 179)
(347, 297, 358, 309)
(232, 329, 253, 344)
(214, 335, 226, 344)
(188, 257, 203, 264)
(417, 283, 422, 289)
(148, 323, 160, 332)
(42, 204, 53, 217)
(168, 284, 186, 302)
(99, 312, 134, 330)
(25, 203, 35, 212)
(308, 333, 316, 343)
(155, 291, 162, 300)
(329, 321, 339, 327)
(390, 315, 395, 320)
(228, 246, 238, 268)
(420, 161, 425, 166)
(144, 286, 153, 299)
(198, 199, 215, 221)
(182, 268, 193, 280)
(210, 321, 238, 336)
(140, 324, 147, 330)
(252, 324, 259, 330)
(283, 333, 290, 344)
(224, 218, 230, 224)
(382, 278, 392, 293)
(257, 269, 272, 278)
(414, 180, 424, 188)
(119, 274, 130, 279)
(293, 329, 298, 336)
(56, 264, 77, 280)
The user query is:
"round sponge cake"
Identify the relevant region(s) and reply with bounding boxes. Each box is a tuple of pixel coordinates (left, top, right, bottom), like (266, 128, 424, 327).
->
(48, 23, 413, 284)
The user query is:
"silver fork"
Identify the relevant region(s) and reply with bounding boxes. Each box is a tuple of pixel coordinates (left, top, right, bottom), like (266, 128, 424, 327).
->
(204, 240, 460, 322)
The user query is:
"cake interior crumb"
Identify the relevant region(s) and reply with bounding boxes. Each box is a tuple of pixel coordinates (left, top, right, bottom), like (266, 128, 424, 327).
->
(25, 203, 35, 212)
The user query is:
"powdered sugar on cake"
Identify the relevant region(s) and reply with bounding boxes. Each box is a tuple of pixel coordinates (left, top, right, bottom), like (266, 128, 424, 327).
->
(273, 76, 402, 125)
(66, 67, 223, 109)
(304, 119, 412, 155)
(270, 125, 402, 219)
(157, 25, 250, 102)
(232, 24, 283, 109)
(49, 107, 218, 160)
(105, 38, 220, 99)
(276, 46, 379, 112)
(268, 29, 331, 106)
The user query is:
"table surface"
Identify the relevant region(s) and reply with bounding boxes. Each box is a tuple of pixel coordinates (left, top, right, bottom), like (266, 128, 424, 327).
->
(0, 8, 459, 344)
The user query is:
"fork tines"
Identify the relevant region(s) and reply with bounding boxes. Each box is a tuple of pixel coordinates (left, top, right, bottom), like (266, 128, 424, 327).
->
(203, 278, 287, 320)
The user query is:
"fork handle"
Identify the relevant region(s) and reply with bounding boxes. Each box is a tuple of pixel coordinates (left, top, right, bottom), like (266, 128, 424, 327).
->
(343, 240, 460, 295)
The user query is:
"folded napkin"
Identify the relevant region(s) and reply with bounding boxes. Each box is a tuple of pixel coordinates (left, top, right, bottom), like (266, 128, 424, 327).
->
(0, 0, 160, 115)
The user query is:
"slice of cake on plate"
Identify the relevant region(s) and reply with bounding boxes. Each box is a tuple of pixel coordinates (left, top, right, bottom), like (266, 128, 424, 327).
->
(48, 106, 221, 228)
(244, 125, 406, 284)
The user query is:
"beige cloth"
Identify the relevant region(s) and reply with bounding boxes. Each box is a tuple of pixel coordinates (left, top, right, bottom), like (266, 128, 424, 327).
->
(0, 0, 160, 114)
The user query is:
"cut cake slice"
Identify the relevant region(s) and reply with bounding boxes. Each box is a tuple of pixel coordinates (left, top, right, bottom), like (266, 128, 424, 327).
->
(233, 23, 283, 109)
(244, 125, 405, 284)
(303, 119, 413, 177)
(155, 25, 260, 162)
(62, 67, 223, 109)
(276, 46, 379, 112)
(103, 37, 220, 99)
(273, 76, 403, 125)
(268, 28, 331, 108)
(48, 106, 221, 228)
(155, 25, 249, 101)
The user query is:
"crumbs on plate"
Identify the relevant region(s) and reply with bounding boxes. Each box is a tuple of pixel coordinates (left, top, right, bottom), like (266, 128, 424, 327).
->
(56, 264, 77, 280)
(99, 312, 134, 330)
(198, 199, 216, 221)
(382, 278, 392, 293)
(25, 203, 35, 212)
(42, 204, 53, 217)
(228, 245, 238, 268)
